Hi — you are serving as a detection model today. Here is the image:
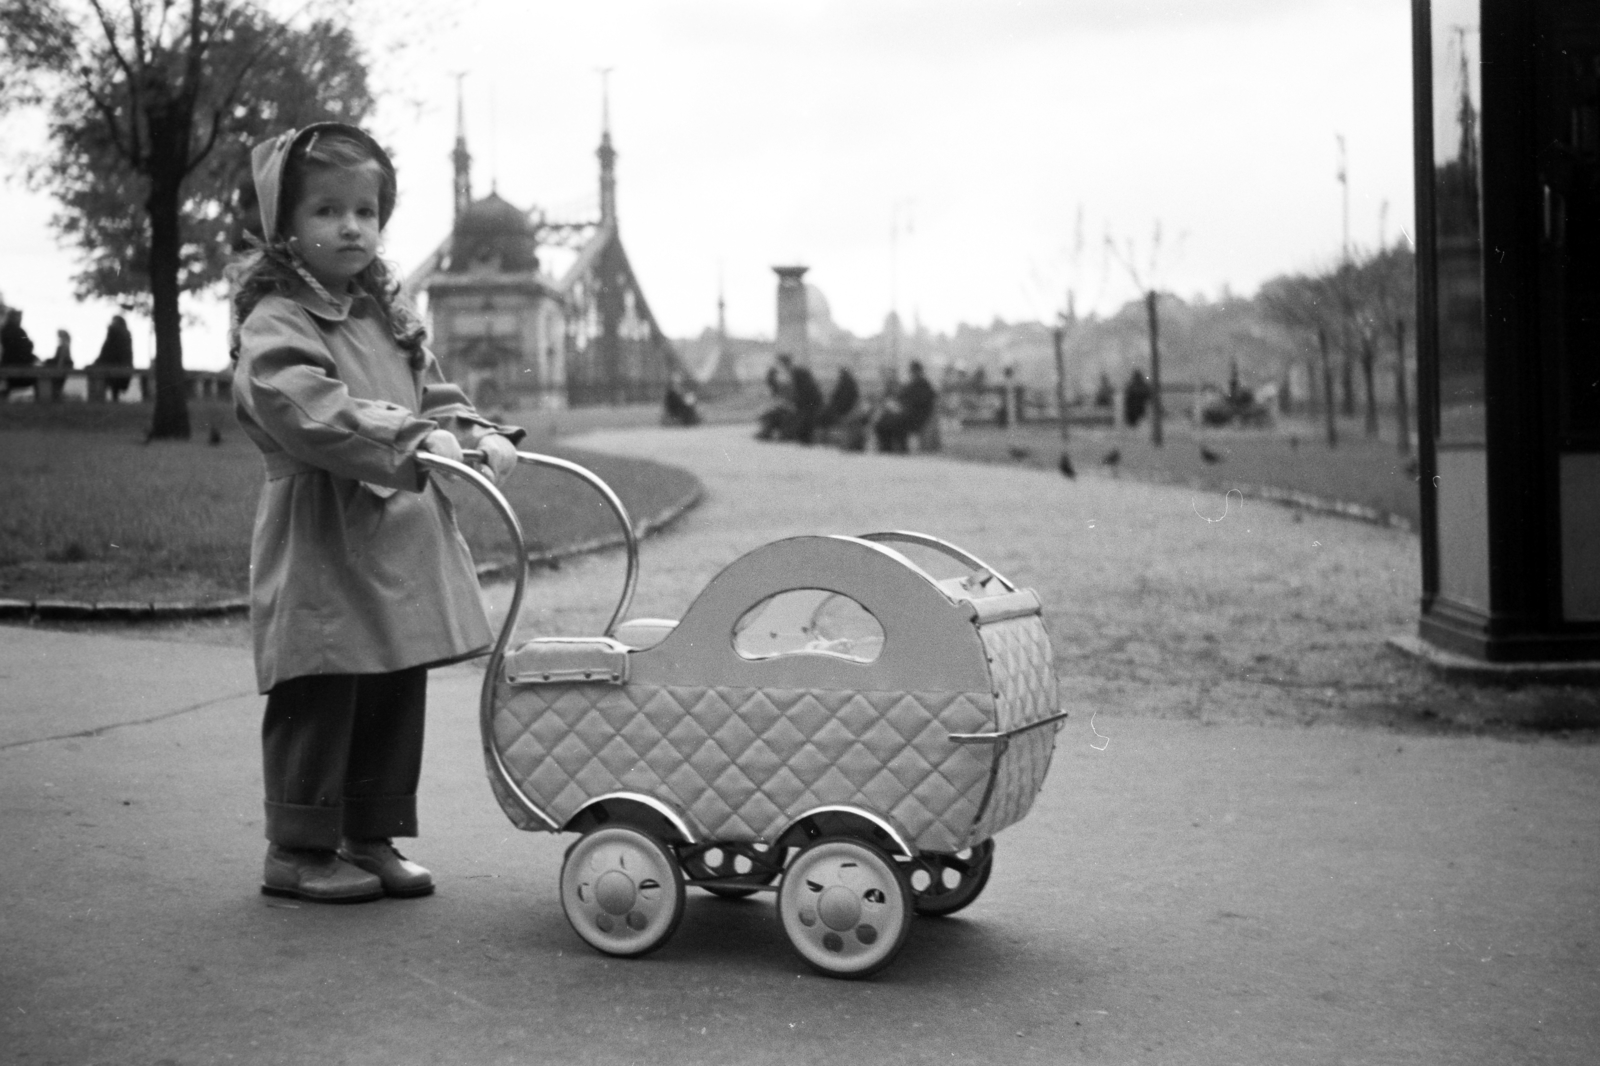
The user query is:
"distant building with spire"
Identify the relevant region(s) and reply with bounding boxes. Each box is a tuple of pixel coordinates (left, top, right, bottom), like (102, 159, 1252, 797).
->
(694, 274, 742, 387)
(407, 81, 682, 409)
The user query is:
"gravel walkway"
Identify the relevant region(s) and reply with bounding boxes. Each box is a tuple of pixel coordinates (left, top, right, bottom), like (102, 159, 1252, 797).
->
(490, 425, 1467, 734)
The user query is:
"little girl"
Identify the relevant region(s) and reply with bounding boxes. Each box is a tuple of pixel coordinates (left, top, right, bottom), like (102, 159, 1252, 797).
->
(232, 123, 522, 903)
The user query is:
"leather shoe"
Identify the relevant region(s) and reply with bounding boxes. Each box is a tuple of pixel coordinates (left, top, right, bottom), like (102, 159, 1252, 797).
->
(339, 838, 435, 898)
(262, 845, 383, 903)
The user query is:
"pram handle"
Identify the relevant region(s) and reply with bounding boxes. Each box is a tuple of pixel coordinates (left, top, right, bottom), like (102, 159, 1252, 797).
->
(857, 530, 1018, 593)
(510, 450, 639, 638)
(416, 452, 529, 676)
(416, 449, 640, 641)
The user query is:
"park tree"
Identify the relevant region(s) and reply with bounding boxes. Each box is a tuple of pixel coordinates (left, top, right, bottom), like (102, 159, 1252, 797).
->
(1260, 242, 1416, 450)
(1104, 221, 1178, 447)
(1346, 242, 1416, 449)
(1259, 267, 1345, 446)
(0, 1, 375, 439)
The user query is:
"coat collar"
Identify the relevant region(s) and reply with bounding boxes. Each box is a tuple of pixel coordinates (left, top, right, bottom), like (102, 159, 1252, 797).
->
(284, 278, 367, 322)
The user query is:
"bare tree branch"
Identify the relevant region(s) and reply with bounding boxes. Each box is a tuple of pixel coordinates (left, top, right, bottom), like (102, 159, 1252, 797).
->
(182, 5, 293, 176)
(79, 79, 137, 163)
(153, 0, 173, 47)
(83, 0, 152, 164)
(83, 0, 137, 88)
(181, 0, 204, 97)
(1104, 234, 1143, 293)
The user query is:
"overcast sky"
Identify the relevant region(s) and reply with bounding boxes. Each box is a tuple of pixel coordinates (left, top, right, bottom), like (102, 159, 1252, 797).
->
(0, 0, 1415, 371)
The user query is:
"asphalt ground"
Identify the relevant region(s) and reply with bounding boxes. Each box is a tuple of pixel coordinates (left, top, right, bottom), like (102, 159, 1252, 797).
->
(3, 424, 1597, 1066)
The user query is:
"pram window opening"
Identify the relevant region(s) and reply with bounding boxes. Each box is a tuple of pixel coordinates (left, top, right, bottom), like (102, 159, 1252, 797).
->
(731, 588, 885, 663)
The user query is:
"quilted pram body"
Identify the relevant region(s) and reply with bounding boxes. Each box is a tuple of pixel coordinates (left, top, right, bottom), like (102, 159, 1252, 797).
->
(483, 534, 1060, 855)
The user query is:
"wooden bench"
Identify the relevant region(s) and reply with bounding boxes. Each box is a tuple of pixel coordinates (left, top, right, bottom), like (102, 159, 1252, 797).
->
(0, 367, 231, 403)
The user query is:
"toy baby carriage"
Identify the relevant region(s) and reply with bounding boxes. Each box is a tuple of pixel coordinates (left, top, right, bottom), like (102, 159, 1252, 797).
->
(420, 449, 1068, 978)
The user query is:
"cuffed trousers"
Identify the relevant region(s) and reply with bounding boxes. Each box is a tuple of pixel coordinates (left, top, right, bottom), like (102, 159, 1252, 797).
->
(261, 666, 427, 850)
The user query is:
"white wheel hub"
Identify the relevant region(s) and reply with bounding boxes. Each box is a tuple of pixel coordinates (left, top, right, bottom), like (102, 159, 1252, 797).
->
(560, 826, 685, 956)
(778, 837, 912, 977)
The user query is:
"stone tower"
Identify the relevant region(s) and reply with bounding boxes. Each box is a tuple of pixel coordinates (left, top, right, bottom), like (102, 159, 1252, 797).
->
(772, 265, 809, 365)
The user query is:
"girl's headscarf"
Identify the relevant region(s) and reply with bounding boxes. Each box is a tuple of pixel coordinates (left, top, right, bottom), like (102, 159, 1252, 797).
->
(249, 122, 396, 243)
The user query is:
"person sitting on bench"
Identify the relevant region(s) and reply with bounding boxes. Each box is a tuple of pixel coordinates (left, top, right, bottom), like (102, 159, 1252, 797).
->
(1, 309, 39, 399)
(662, 373, 701, 426)
(814, 366, 860, 439)
(873, 360, 938, 453)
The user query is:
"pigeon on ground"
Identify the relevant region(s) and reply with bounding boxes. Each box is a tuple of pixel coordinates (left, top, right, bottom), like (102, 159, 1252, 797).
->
(1200, 444, 1223, 464)
(208, 425, 223, 445)
(1102, 448, 1121, 467)
(1007, 445, 1032, 461)
(1058, 451, 1076, 478)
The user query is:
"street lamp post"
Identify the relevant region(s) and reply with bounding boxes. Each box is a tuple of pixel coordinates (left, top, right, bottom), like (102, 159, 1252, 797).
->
(1053, 322, 1069, 442)
(1146, 290, 1163, 448)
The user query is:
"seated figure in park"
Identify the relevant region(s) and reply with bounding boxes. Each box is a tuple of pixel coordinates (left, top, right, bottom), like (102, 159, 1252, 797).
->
(755, 353, 824, 444)
(874, 360, 938, 454)
(755, 355, 795, 441)
(662, 372, 701, 426)
(49, 330, 73, 401)
(786, 356, 824, 444)
(1, 308, 38, 399)
(813, 366, 860, 439)
(1123, 368, 1152, 427)
(93, 315, 135, 402)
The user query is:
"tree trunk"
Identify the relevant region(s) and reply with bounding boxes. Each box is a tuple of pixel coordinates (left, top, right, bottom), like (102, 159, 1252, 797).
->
(1340, 327, 1356, 417)
(1146, 290, 1163, 448)
(1361, 334, 1379, 438)
(1319, 326, 1338, 448)
(1394, 317, 1412, 456)
(145, 110, 192, 440)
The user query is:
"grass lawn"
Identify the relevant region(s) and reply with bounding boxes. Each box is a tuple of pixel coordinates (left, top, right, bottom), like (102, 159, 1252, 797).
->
(0, 398, 699, 605)
(938, 412, 1422, 529)
(3, 387, 1422, 608)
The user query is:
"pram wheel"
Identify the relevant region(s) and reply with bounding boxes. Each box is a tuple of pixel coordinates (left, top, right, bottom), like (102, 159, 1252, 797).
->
(778, 837, 912, 978)
(560, 826, 686, 958)
(909, 839, 994, 917)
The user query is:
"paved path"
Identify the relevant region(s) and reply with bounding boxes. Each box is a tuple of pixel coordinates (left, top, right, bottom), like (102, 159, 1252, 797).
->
(3, 426, 1597, 1065)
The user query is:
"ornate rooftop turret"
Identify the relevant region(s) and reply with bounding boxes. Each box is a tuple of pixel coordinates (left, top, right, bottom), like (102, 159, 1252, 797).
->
(597, 70, 617, 226)
(450, 192, 538, 274)
(452, 76, 472, 222)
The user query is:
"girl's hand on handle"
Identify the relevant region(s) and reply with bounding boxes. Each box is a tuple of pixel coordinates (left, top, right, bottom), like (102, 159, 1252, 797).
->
(420, 429, 464, 465)
(478, 433, 518, 484)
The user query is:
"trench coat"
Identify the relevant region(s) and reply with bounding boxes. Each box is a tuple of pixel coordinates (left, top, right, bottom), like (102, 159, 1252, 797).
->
(234, 282, 523, 693)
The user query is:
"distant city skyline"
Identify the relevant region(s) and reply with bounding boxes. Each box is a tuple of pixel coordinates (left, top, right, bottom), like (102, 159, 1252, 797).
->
(0, 0, 1414, 371)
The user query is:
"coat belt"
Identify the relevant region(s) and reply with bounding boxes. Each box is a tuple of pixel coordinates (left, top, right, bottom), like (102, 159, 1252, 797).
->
(262, 451, 316, 480)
